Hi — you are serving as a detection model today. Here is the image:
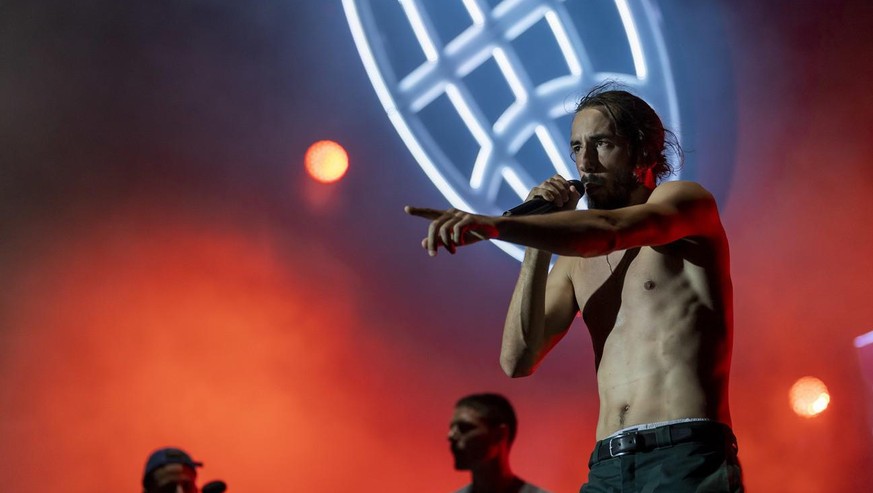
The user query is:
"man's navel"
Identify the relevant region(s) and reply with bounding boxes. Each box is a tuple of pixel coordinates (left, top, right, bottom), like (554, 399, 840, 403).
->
(618, 404, 630, 427)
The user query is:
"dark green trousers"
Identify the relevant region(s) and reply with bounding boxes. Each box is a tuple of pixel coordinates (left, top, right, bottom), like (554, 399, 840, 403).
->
(580, 422, 744, 493)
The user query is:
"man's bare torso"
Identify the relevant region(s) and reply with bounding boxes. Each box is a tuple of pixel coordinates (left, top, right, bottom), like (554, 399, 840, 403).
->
(562, 234, 733, 440)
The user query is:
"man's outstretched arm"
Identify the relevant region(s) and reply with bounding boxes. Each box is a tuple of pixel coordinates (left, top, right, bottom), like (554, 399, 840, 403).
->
(405, 181, 722, 257)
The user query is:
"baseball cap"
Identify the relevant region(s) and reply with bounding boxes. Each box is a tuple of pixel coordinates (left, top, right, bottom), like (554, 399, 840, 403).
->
(142, 447, 203, 485)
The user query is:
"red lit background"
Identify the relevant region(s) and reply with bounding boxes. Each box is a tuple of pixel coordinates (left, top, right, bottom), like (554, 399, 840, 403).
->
(1, 2, 873, 492)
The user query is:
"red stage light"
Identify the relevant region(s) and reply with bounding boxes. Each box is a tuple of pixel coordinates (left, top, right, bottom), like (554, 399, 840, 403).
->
(790, 376, 830, 418)
(305, 140, 349, 184)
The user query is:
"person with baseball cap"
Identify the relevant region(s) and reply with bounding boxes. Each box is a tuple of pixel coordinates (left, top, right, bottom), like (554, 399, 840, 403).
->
(142, 447, 203, 493)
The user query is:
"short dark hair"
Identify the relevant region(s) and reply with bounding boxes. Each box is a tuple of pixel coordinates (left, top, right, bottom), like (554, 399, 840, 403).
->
(575, 82, 683, 183)
(455, 393, 518, 445)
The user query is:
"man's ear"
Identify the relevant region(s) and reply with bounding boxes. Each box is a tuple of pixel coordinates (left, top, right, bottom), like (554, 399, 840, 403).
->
(493, 423, 510, 443)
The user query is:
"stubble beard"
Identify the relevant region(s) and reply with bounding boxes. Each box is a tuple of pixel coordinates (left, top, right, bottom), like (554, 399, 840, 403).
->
(585, 170, 638, 210)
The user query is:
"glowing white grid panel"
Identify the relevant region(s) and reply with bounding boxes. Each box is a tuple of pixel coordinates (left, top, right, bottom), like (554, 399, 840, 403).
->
(343, 0, 680, 261)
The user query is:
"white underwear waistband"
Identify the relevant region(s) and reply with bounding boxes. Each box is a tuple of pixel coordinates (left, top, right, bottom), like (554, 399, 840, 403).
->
(606, 417, 713, 439)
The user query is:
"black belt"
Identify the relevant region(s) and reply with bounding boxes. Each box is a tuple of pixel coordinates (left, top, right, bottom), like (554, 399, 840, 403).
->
(590, 421, 736, 465)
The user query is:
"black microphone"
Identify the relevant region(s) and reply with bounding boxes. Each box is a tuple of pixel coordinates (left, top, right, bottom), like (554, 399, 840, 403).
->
(502, 179, 584, 216)
(202, 480, 227, 493)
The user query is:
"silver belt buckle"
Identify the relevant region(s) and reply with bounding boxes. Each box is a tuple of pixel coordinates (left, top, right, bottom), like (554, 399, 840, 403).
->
(608, 432, 639, 457)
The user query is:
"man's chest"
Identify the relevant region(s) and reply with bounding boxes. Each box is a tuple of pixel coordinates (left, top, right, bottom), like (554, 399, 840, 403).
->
(570, 246, 687, 318)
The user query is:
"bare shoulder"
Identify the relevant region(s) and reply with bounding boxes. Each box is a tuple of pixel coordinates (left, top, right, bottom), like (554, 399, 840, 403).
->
(645, 180, 725, 242)
(648, 180, 716, 205)
(651, 181, 720, 221)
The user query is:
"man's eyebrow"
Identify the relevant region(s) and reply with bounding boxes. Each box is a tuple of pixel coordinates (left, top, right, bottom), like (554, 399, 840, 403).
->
(570, 133, 614, 146)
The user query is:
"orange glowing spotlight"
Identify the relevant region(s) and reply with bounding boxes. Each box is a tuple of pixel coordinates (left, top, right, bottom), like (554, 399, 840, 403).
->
(305, 140, 349, 183)
(789, 376, 830, 418)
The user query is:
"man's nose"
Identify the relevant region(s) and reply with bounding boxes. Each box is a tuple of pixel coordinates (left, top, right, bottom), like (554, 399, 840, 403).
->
(577, 149, 596, 172)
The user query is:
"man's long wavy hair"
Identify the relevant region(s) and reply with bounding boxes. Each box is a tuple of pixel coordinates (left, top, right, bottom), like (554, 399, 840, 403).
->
(575, 83, 683, 184)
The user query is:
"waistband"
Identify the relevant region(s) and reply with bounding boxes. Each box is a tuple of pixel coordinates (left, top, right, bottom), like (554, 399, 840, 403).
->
(589, 420, 738, 467)
(605, 417, 712, 438)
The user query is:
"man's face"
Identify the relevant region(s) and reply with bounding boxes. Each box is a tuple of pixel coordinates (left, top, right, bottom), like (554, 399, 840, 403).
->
(448, 406, 501, 470)
(147, 464, 198, 493)
(570, 107, 638, 210)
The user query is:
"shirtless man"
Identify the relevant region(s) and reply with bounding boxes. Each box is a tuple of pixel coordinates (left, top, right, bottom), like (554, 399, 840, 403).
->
(406, 87, 744, 492)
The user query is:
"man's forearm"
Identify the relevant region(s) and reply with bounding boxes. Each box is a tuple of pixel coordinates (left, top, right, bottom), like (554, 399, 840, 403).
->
(500, 247, 552, 377)
(494, 210, 619, 258)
